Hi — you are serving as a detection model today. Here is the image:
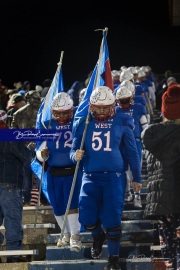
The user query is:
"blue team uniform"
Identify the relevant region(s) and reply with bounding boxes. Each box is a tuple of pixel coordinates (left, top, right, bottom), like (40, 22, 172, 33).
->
(134, 83, 146, 108)
(37, 108, 82, 216)
(70, 112, 141, 229)
(116, 103, 147, 161)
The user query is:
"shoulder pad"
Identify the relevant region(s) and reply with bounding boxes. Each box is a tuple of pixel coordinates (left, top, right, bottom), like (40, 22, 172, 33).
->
(120, 113, 134, 129)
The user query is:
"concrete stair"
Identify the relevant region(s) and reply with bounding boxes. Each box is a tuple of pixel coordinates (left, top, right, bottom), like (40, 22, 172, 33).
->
(27, 199, 158, 270)
(0, 205, 59, 266)
(28, 258, 153, 270)
(0, 203, 158, 270)
(0, 135, 163, 270)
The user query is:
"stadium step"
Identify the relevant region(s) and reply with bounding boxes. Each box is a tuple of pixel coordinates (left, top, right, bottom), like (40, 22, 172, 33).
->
(0, 143, 162, 269)
(45, 243, 153, 261)
(28, 258, 154, 270)
(0, 223, 55, 230)
(0, 249, 38, 260)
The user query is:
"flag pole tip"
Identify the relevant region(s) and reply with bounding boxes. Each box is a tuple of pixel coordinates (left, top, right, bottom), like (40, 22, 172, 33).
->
(57, 51, 64, 65)
(94, 28, 103, 32)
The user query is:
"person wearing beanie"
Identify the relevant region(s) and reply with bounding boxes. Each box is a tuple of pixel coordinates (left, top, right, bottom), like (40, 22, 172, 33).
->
(141, 84, 180, 270)
(0, 110, 32, 262)
(6, 94, 26, 127)
(161, 84, 180, 120)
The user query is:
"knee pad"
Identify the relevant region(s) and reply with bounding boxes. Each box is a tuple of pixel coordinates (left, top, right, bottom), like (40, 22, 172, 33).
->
(106, 226, 122, 241)
(83, 220, 101, 231)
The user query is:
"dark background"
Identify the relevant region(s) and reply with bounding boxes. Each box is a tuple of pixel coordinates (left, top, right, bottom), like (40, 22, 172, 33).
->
(0, 0, 180, 90)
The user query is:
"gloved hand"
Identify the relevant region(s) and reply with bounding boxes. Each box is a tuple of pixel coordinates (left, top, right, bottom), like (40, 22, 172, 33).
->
(41, 147, 49, 160)
(131, 182, 142, 193)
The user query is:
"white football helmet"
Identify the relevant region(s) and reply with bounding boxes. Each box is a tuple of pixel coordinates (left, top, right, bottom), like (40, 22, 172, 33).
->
(127, 66, 136, 74)
(120, 80, 135, 95)
(51, 92, 73, 124)
(138, 70, 146, 79)
(120, 65, 127, 71)
(120, 69, 134, 82)
(116, 86, 132, 99)
(90, 86, 115, 121)
(116, 86, 133, 109)
(140, 66, 149, 73)
(146, 65, 152, 72)
(90, 86, 115, 105)
(111, 70, 120, 78)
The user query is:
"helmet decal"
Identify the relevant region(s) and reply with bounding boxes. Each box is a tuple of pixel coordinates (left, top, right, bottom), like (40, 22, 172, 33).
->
(116, 86, 133, 109)
(90, 86, 115, 105)
(51, 92, 73, 124)
(90, 86, 115, 121)
(51, 92, 73, 111)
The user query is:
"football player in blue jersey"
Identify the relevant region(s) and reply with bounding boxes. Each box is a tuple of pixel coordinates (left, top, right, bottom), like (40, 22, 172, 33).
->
(116, 85, 148, 208)
(36, 92, 82, 251)
(70, 86, 142, 270)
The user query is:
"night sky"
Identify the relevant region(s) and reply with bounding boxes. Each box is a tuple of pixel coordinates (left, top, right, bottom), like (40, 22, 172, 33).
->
(1, 0, 180, 90)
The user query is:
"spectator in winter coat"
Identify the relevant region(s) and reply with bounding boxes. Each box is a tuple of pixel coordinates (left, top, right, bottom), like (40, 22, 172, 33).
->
(11, 90, 42, 205)
(141, 84, 180, 270)
(0, 110, 32, 263)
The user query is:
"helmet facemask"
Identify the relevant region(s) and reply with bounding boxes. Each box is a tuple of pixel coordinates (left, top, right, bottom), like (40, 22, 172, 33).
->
(52, 107, 73, 124)
(51, 92, 74, 124)
(90, 104, 115, 121)
(89, 86, 115, 121)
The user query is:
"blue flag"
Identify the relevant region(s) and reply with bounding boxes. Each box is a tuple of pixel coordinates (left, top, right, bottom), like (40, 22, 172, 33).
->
(73, 28, 113, 127)
(31, 57, 64, 203)
(36, 65, 64, 129)
(74, 63, 98, 121)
